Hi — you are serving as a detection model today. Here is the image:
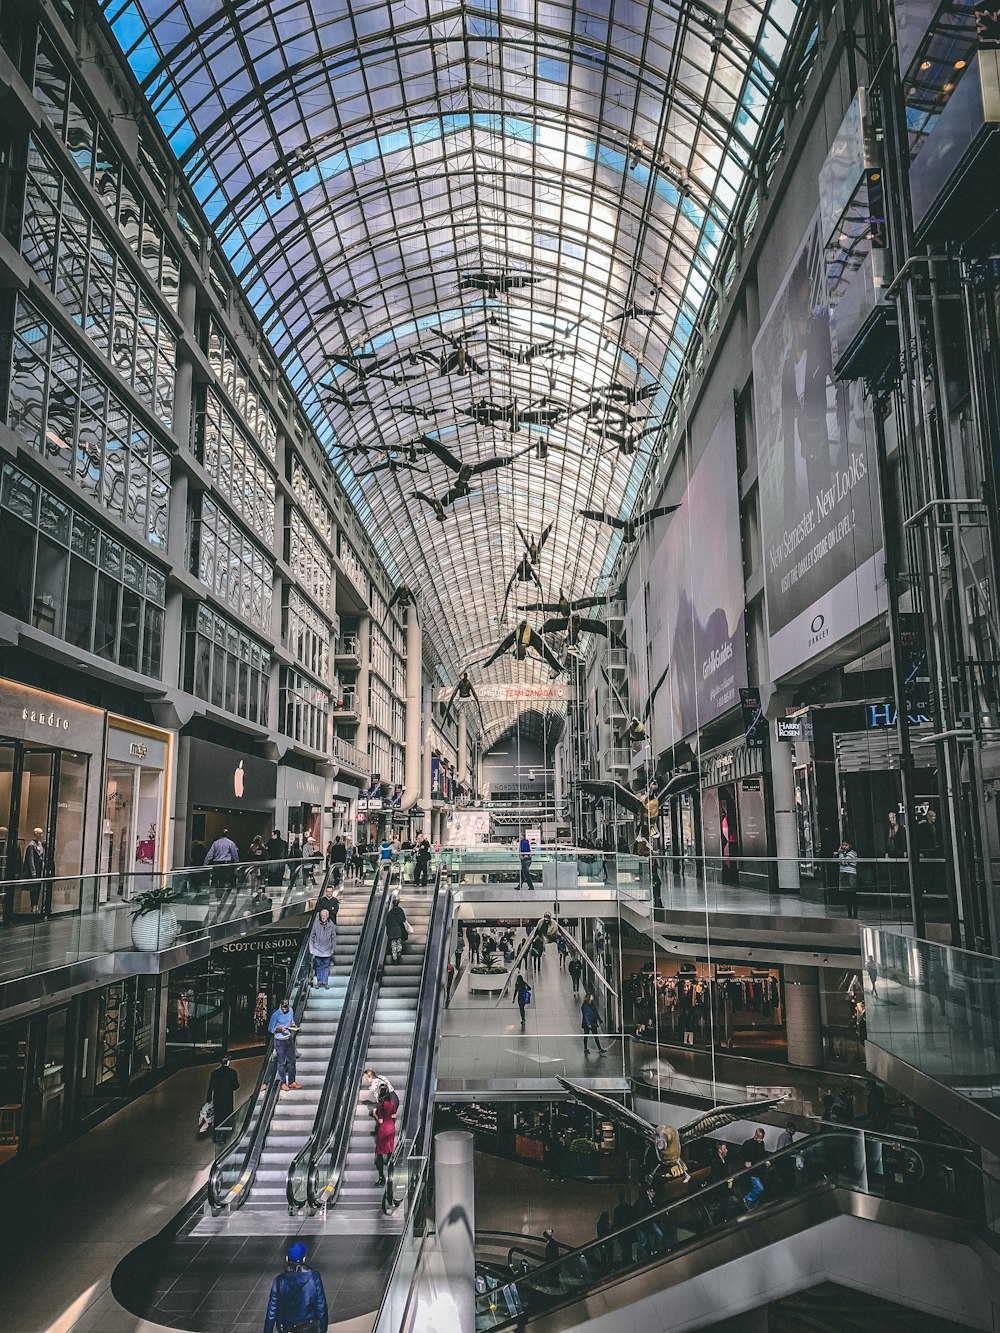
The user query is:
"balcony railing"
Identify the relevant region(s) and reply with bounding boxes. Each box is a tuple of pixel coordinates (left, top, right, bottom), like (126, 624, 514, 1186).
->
(332, 735, 368, 772)
(335, 634, 361, 660)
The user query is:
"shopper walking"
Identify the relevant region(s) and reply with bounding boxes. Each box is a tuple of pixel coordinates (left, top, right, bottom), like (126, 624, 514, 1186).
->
(530, 933, 545, 973)
(312, 883, 340, 921)
(866, 953, 879, 998)
(204, 828, 239, 888)
(268, 999, 300, 1090)
(345, 839, 357, 881)
(262, 1241, 328, 1333)
(568, 955, 584, 995)
(286, 836, 303, 887)
(518, 831, 535, 890)
(374, 1092, 397, 1187)
(468, 926, 481, 964)
(363, 1068, 400, 1115)
(265, 829, 287, 886)
(309, 908, 337, 988)
(513, 969, 529, 1027)
(581, 991, 606, 1055)
(207, 1055, 239, 1136)
(838, 838, 859, 918)
(556, 935, 568, 970)
(385, 891, 409, 963)
(328, 835, 348, 886)
(412, 834, 430, 886)
(454, 929, 466, 973)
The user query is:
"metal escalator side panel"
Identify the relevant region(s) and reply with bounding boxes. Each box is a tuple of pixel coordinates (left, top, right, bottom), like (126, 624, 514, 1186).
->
(393, 868, 452, 1178)
(299, 865, 394, 1211)
(207, 927, 314, 1212)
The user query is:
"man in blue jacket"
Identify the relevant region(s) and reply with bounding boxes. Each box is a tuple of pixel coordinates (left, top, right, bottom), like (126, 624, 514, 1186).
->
(263, 1241, 328, 1333)
(268, 999, 300, 1091)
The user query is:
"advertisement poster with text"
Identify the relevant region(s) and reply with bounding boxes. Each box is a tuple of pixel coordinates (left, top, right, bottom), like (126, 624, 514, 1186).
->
(646, 408, 748, 751)
(753, 214, 885, 678)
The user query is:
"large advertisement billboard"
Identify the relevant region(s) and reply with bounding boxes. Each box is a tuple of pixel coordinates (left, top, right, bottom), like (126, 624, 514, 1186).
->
(644, 408, 748, 753)
(752, 214, 885, 679)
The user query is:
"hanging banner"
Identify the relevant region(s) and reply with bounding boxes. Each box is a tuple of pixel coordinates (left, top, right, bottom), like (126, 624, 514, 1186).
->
(752, 211, 886, 679)
(443, 683, 571, 702)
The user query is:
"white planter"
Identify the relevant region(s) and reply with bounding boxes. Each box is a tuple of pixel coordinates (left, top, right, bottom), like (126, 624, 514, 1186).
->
(130, 905, 180, 951)
(468, 971, 507, 994)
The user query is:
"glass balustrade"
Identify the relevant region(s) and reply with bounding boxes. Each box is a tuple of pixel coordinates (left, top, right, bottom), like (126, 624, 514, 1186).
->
(0, 858, 320, 984)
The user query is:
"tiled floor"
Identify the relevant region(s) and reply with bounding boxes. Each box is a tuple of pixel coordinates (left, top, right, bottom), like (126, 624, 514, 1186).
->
(0, 1057, 261, 1333)
(440, 927, 628, 1084)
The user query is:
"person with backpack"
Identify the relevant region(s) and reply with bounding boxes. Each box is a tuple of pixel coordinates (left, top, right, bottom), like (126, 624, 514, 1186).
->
(262, 1241, 328, 1333)
(556, 935, 569, 970)
(513, 969, 530, 1026)
(328, 835, 348, 886)
(385, 891, 409, 963)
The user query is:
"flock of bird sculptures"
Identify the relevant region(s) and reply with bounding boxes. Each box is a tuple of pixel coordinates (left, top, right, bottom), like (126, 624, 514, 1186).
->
(331, 267, 681, 819)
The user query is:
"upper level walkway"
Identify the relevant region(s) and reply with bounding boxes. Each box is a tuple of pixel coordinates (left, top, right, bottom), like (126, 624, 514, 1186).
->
(0, 860, 319, 1019)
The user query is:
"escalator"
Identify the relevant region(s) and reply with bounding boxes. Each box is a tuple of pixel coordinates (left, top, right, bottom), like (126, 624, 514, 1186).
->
(473, 1128, 993, 1329)
(300, 864, 453, 1219)
(207, 868, 391, 1214)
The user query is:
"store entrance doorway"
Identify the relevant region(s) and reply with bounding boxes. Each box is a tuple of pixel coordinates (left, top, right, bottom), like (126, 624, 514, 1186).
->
(0, 741, 88, 919)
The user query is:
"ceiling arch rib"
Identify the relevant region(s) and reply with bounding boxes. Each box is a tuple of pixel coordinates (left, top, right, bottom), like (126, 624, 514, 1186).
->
(103, 0, 812, 746)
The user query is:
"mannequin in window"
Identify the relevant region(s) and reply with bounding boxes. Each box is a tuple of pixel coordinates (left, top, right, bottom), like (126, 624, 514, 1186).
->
(23, 828, 49, 915)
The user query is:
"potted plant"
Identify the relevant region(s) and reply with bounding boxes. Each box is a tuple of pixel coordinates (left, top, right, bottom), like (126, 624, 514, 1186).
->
(467, 963, 508, 994)
(567, 1136, 600, 1175)
(129, 886, 180, 950)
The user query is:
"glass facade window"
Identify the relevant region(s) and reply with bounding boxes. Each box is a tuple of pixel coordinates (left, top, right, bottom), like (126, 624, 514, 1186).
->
(8, 138, 176, 427)
(205, 317, 277, 462)
(287, 510, 332, 615)
(283, 587, 330, 684)
(199, 389, 275, 544)
(182, 603, 270, 725)
(4, 297, 170, 548)
(32, 32, 180, 313)
(0, 460, 165, 676)
(369, 622, 394, 687)
(279, 667, 330, 753)
(337, 537, 367, 598)
(367, 729, 390, 784)
(289, 458, 333, 546)
(191, 494, 273, 633)
(369, 675, 392, 734)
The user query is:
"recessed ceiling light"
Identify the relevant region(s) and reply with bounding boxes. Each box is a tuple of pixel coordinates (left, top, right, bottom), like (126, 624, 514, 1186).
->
(920, 60, 932, 71)
(954, 59, 967, 70)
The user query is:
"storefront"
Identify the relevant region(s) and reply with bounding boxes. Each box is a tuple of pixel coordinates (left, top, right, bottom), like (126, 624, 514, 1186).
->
(176, 736, 277, 865)
(699, 740, 770, 889)
(277, 764, 326, 848)
(0, 679, 104, 917)
(100, 716, 173, 895)
(435, 1098, 627, 1181)
(0, 1002, 82, 1167)
(165, 928, 304, 1060)
(326, 781, 357, 841)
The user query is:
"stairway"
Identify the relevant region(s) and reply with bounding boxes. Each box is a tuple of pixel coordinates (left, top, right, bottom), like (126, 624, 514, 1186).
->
(337, 889, 433, 1214)
(242, 887, 368, 1211)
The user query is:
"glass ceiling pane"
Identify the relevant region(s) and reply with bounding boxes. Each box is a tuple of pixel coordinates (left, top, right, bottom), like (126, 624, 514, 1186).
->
(104, 0, 813, 733)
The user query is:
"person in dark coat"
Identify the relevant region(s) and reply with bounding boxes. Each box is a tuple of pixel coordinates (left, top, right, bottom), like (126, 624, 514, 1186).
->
(264, 830, 287, 886)
(706, 1141, 732, 1186)
(412, 835, 431, 887)
(385, 893, 408, 962)
(568, 955, 584, 995)
(740, 1127, 768, 1169)
(374, 1095, 396, 1186)
(581, 991, 606, 1054)
(513, 969, 529, 1026)
(207, 1055, 239, 1134)
(543, 1229, 559, 1264)
(22, 829, 48, 914)
(263, 1241, 328, 1333)
(312, 885, 340, 921)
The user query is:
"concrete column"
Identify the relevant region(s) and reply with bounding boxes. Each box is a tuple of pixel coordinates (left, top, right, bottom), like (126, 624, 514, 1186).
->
(401, 606, 423, 806)
(768, 730, 800, 890)
(456, 710, 467, 784)
(355, 616, 371, 754)
(434, 1130, 475, 1333)
(783, 965, 822, 1067)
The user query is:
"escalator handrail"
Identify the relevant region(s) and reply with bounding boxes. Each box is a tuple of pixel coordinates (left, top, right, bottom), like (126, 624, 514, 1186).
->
(206, 871, 331, 1211)
(390, 867, 451, 1178)
(475, 1127, 992, 1327)
(291, 864, 394, 1210)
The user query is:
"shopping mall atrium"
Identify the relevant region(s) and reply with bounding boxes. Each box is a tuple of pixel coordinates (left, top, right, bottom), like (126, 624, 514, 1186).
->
(1, 0, 999, 1329)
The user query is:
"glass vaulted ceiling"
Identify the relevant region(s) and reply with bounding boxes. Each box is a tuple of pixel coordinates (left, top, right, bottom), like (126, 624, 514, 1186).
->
(104, 0, 811, 745)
